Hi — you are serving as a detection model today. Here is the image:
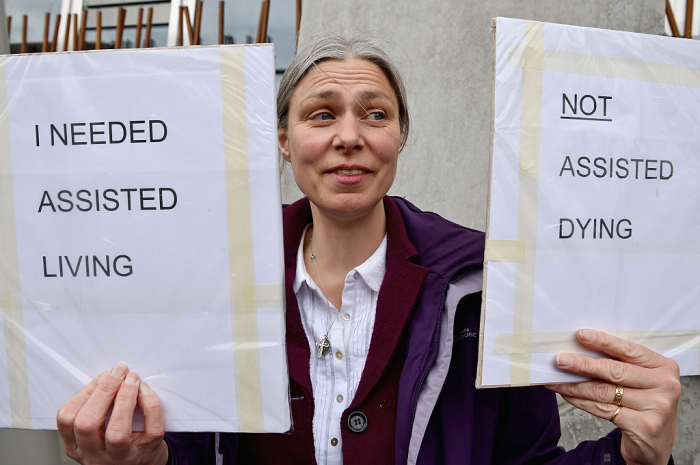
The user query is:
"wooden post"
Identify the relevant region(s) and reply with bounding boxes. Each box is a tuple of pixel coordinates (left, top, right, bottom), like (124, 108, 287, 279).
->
(219, 1, 225, 44)
(296, 0, 301, 49)
(262, 0, 270, 43)
(667, 0, 681, 37)
(62, 11, 71, 51)
(136, 7, 144, 48)
(184, 6, 194, 45)
(79, 10, 88, 51)
(256, 1, 266, 43)
(51, 14, 61, 52)
(145, 8, 154, 48)
(685, 0, 694, 38)
(73, 14, 79, 51)
(177, 6, 184, 46)
(42, 13, 50, 52)
(62, 12, 71, 51)
(96, 11, 101, 50)
(5, 16, 10, 44)
(194, 1, 203, 45)
(115, 7, 126, 49)
(21, 15, 27, 53)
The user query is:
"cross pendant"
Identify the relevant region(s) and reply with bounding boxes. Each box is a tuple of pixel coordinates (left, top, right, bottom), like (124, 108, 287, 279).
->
(316, 335, 330, 358)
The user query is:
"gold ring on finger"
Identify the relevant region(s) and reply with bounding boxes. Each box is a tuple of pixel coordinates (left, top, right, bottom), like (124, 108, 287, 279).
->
(612, 385, 624, 406)
(609, 406, 622, 424)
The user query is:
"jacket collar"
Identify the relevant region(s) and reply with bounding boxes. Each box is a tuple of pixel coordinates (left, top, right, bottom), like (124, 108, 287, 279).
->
(283, 197, 419, 265)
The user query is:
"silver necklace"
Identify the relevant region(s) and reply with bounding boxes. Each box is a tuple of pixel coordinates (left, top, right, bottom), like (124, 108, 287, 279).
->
(309, 230, 339, 358)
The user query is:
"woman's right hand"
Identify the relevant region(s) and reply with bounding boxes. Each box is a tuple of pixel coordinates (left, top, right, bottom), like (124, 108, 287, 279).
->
(57, 363, 168, 465)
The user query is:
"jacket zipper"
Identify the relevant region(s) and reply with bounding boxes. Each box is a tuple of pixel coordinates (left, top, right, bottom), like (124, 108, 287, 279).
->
(408, 265, 471, 431)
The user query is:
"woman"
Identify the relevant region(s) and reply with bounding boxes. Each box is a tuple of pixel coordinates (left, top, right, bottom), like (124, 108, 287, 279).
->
(57, 33, 681, 465)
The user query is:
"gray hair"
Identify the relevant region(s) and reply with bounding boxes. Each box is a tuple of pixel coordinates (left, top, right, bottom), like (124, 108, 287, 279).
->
(277, 32, 410, 150)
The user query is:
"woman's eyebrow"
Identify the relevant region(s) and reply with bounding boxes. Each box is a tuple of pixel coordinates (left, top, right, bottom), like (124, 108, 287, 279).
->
(299, 90, 342, 107)
(356, 90, 395, 106)
(299, 89, 396, 109)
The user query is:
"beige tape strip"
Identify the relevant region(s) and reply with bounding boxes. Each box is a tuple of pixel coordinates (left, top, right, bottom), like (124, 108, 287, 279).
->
(493, 330, 700, 355)
(220, 47, 263, 432)
(484, 240, 526, 263)
(509, 43, 700, 88)
(0, 291, 10, 314)
(0, 57, 32, 428)
(245, 285, 283, 308)
(510, 21, 545, 386)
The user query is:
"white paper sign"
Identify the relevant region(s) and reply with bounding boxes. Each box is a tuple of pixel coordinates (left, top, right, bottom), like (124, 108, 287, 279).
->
(0, 45, 290, 432)
(479, 18, 700, 387)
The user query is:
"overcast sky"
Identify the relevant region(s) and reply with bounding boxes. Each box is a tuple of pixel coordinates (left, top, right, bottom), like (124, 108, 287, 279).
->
(5, 0, 297, 68)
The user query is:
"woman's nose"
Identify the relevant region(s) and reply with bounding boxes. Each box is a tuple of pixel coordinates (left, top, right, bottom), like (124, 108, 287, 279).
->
(333, 115, 364, 153)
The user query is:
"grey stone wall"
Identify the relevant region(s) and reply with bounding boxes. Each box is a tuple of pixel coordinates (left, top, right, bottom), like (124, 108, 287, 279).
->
(293, 1, 699, 463)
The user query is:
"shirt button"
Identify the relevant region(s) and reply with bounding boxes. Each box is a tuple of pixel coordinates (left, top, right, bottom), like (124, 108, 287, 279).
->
(336, 394, 343, 403)
(343, 313, 350, 321)
(335, 351, 343, 359)
(353, 271, 359, 279)
(347, 411, 368, 433)
(331, 438, 338, 447)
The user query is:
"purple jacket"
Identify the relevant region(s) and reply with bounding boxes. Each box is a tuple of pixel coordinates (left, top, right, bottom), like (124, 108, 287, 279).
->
(166, 196, 629, 465)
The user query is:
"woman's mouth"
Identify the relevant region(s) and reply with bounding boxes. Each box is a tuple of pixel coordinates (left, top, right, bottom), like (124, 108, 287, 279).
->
(335, 169, 366, 175)
(327, 166, 371, 184)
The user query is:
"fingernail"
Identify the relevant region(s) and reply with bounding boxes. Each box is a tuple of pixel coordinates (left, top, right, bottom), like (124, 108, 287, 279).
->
(139, 382, 152, 395)
(579, 329, 595, 341)
(556, 353, 573, 368)
(111, 363, 127, 378)
(124, 372, 139, 385)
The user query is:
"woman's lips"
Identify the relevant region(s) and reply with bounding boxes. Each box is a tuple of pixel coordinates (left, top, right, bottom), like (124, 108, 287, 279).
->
(326, 166, 371, 184)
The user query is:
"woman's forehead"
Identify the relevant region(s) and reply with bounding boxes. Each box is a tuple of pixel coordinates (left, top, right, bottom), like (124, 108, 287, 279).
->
(292, 58, 397, 105)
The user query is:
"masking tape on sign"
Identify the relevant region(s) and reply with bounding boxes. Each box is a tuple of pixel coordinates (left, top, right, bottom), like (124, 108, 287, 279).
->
(245, 285, 284, 308)
(221, 47, 264, 432)
(484, 240, 526, 263)
(0, 291, 10, 314)
(493, 329, 700, 374)
(0, 57, 32, 428)
(508, 43, 700, 88)
(509, 20, 545, 387)
(493, 329, 700, 354)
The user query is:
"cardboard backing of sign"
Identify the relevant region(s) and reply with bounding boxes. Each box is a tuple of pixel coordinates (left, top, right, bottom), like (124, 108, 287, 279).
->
(479, 18, 700, 388)
(0, 45, 290, 432)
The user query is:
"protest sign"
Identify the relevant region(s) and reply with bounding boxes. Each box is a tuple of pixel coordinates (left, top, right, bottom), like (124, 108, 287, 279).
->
(479, 18, 700, 387)
(0, 45, 290, 431)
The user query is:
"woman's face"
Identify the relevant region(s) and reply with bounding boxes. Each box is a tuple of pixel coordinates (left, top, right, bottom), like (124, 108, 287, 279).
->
(279, 57, 402, 223)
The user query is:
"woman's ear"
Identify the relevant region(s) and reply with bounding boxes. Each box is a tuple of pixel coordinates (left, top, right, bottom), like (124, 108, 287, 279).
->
(278, 127, 291, 162)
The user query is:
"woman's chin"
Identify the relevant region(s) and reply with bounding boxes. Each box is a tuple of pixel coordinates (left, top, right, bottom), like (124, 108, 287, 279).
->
(309, 193, 385, 222)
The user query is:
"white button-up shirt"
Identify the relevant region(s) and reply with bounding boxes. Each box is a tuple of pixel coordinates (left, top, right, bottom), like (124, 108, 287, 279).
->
(294, 225, 387, 465)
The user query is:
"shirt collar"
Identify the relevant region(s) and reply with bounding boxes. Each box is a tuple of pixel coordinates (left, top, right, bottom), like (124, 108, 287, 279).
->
(354, 235, 387, 292)
(293, 224, 315, 294)
(293, 224, 387, 294)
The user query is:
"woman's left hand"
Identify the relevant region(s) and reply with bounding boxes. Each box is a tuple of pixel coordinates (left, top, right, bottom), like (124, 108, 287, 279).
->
(546, 329, 681, 465)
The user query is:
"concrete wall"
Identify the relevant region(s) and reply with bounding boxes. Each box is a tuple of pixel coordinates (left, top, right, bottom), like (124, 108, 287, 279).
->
(293, 1, 700, 464)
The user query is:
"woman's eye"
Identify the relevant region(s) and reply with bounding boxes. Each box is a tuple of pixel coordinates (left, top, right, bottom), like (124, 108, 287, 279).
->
(368, 111, 385, 121)
(314, 112, 333, 121)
